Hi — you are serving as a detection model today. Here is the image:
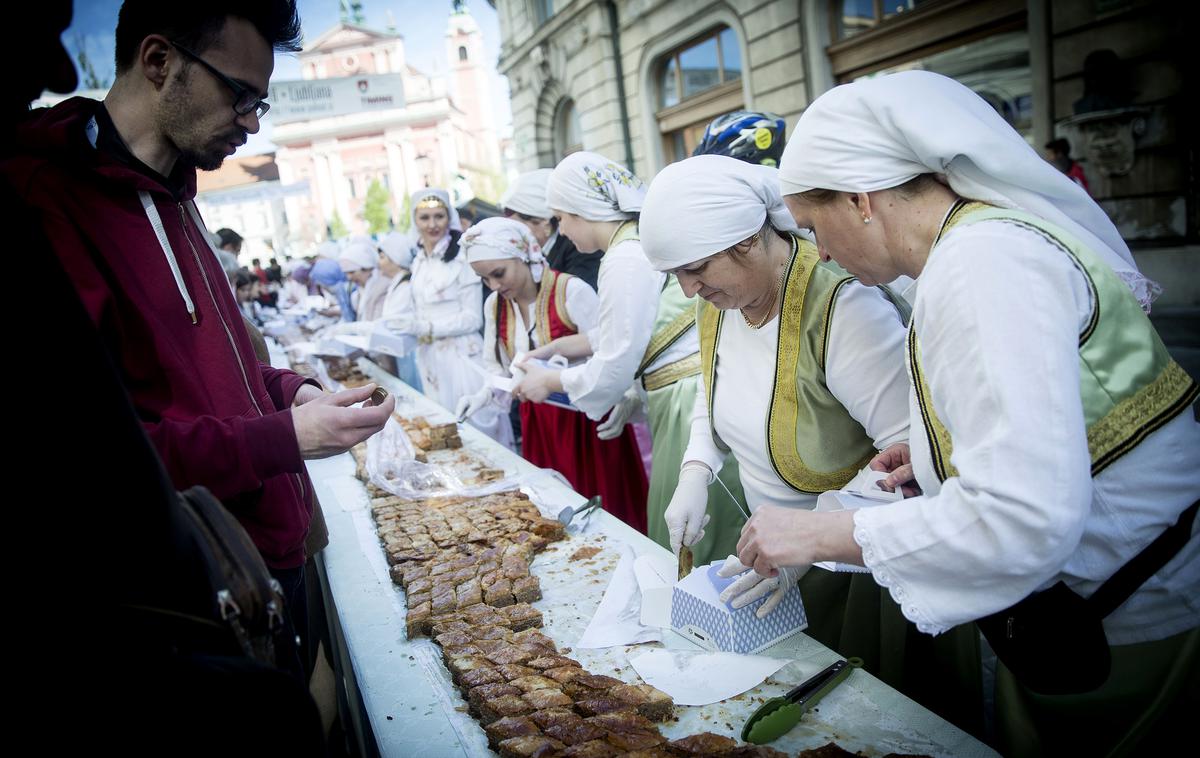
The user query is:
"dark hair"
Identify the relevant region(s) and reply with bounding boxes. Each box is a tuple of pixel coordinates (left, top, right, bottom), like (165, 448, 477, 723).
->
(234, 268, 256, 289)
(1045, 138, 1071, 157)
(443, 229, 463, 263)
(724, 221, 788, 268)
(215, 227, 243, 248)
(115, 0, 302, 74)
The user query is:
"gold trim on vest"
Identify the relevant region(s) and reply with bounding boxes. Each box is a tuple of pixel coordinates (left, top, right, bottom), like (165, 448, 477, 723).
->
(643, 353, 702, 391)
(638, 279, 698, 378)
(911, 202, 1198, 482)
(1089, 361, 1199, 475)
(767, 237, 873, 492)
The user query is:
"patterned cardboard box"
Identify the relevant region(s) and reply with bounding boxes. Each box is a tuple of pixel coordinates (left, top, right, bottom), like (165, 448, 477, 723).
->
(670, 562, 807, 654)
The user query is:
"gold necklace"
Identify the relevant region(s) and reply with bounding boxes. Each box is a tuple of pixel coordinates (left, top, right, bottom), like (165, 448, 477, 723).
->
(741, 264, 787, 329)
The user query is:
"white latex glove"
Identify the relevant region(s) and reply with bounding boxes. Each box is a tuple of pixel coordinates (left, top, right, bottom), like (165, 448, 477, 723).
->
(455, 387, 493, 422)
(665, 462, 712, 558)
(596, 386, 643, 441)
(716, 555, 809, 619)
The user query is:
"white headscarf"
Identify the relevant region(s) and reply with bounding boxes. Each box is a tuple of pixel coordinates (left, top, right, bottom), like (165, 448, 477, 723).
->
(378, 230, 416, 269)
(547, 151, 645, 221)
(314, 240, 340, 260)
(779, 70, 1157, 309)
(461, 217, 547, 283)
(641, 155, 799, 271)
(501, 169, 553, 220)
(338, 240, 377, 272)
(410, 188, 463, 232)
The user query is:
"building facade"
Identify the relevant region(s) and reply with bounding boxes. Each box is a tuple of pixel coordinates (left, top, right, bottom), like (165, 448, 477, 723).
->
(493, 0, 1196, 308)
(272, 6, 504, 246)
(195, 154, 298, 263)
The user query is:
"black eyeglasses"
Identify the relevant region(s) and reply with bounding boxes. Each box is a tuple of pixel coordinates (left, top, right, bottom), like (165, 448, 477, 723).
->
(170, 41, 270, 119)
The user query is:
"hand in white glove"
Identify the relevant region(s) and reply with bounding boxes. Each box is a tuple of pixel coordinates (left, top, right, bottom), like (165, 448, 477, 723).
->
(455, 387, 494, 422)
(716, 555, 809, 619)
(665, 462, 712, 558)
(596, 386, 643, 441)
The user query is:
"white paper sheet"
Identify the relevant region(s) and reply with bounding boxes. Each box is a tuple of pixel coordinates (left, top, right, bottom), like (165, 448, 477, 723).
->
(576, 544, 663, 648)
(633, 553, 676, 627)
(628, 648, 791, 706)
(813, 466, 902, 573)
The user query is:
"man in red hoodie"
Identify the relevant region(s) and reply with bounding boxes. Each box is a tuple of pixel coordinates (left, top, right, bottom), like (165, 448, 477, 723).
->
(2, 0, 394, 674)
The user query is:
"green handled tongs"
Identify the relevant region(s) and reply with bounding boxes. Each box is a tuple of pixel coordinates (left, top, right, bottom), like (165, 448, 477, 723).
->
(741, 657, 862, 744)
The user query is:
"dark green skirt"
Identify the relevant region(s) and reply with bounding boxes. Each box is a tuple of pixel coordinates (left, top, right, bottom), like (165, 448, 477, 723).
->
(799, 569, 986, 738)
(995, 625, 1200, 757)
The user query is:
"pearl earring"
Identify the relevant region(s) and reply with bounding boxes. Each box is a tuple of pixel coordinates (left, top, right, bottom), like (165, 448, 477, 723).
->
(862, 216, 872, 225)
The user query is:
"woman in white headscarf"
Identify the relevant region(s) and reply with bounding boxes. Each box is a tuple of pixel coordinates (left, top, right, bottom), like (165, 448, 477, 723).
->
(744, 70, 1199, 755)
(459, 217, 648, 517)
(373, 230, 423, 392)
(338, 238, 391, 322)
(405, 187, 512, 447)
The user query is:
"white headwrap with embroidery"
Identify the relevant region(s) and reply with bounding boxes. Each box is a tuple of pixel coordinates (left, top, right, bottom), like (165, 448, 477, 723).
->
(778, 70, 1157, 309)
(641, 155, 799, 271)
(461, 217, 546, 283)
(547, 151, 645, 222)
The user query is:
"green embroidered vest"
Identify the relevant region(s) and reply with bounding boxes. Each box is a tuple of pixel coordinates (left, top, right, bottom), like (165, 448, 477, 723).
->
(910, 202, 1199, 483)
(698, 235, 895, 494)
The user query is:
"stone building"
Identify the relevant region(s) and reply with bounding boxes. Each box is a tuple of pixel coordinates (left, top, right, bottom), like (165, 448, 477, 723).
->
(491, 0, 1196, 313)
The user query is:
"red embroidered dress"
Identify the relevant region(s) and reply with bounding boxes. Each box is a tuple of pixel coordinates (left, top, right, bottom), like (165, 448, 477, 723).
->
(496, 270, 649, 532)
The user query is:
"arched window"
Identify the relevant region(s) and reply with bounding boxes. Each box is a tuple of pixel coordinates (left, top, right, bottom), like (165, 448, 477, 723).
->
(458, 46, 468, 62)
(554, 98, 582, 159)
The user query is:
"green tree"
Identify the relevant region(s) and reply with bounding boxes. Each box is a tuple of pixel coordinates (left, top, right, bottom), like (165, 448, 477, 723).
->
(396, 193, 412, 232)
(362, 179, 392, 234)
(73, 34, 110, 90)
(328, 210, 349, 239)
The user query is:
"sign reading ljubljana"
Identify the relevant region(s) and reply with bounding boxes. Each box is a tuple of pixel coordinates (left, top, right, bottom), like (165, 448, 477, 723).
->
(268, 74, 406, 123)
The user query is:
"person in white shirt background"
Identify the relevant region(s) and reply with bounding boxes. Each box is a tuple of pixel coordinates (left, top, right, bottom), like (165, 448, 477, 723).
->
(375, 230, 423, 392)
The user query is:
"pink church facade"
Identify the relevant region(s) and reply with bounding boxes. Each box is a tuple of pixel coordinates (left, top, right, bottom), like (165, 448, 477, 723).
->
(272, 8, 502, 245)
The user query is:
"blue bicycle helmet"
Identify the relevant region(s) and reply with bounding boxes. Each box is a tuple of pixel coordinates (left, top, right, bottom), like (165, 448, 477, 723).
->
(692, 110, 787, 166)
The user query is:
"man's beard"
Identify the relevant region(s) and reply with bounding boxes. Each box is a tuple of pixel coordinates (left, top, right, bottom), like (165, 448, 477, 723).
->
(179, 143, 228, 172)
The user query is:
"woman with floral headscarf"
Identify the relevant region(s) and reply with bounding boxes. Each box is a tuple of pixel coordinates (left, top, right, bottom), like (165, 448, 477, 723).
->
(460, 217, 648, 517)
(406, 187, 512, 447)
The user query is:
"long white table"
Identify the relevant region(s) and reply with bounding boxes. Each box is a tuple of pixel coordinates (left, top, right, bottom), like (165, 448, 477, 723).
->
(302, 355, 998, 757)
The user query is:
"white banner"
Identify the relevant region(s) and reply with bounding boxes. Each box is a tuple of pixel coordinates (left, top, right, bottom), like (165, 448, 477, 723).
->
(268, 74, 406, 123)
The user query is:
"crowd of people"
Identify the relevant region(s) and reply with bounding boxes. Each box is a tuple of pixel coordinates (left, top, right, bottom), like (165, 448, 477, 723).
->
(6, 1, 1195, 756)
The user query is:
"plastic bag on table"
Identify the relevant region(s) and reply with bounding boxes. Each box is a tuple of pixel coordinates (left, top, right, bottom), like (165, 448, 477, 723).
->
(364, 418, 562, 501)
